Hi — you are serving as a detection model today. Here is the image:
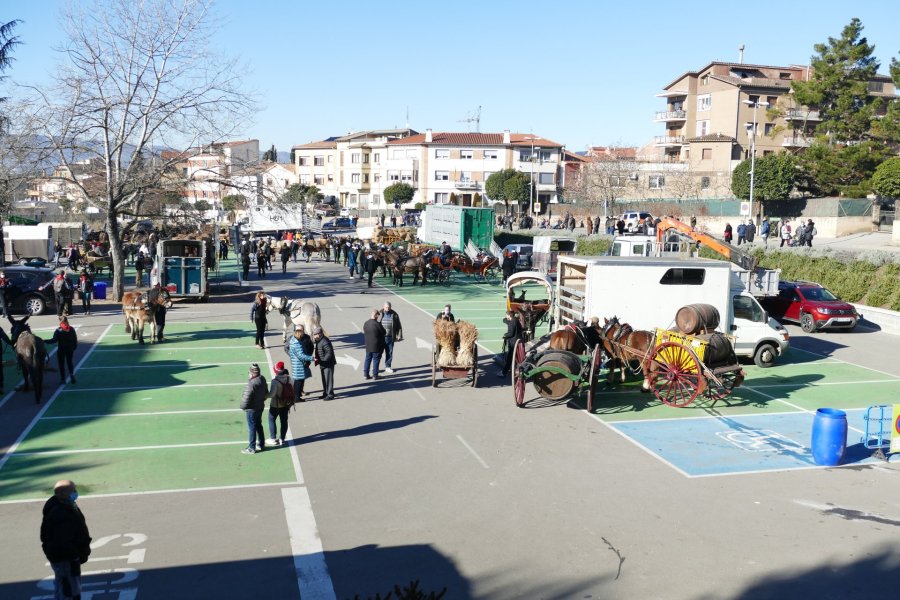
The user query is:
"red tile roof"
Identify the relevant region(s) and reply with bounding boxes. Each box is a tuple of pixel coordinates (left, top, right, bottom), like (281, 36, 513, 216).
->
(687, 133, 736, 143)
(387, 132, 562, 148)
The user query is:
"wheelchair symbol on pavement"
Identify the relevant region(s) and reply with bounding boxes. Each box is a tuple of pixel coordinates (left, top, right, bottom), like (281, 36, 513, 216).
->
(715, 429, 805, 452)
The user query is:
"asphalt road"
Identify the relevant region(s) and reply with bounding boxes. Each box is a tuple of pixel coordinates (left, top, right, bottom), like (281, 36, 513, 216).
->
(1, 258, 900, 599)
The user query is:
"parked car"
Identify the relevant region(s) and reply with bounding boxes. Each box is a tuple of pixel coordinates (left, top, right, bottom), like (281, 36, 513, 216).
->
(620, 211, 653, 233)
(1, 265, 58, 315)
(759, 281, 860, 333)
(314, 203, 338, 217)
(321, 217, 354, 231)
(503, 244, 533, 270)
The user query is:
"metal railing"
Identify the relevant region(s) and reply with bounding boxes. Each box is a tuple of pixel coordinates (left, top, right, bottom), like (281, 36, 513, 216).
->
(783, 108, 821, 121)
(454, 181, 481, 190)
(782, 135, 811, 147)
(654, 135, 686, 145)
(654, 110, 687, 121)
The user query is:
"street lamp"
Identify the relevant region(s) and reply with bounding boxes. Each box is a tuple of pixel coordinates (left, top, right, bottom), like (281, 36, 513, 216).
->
(742, 99, 770, 225)
(522, 136, 541, 218)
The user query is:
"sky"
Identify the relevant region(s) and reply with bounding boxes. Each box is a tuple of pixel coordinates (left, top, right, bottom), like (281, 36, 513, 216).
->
(4, 0, 900, 154)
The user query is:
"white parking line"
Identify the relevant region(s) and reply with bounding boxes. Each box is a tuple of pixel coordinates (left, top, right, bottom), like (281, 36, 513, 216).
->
(62, 382, 245, 392)
(456, 434, 490, 469)
(282, 487, 336, 600)
(79, 362, 249, 370)
(14, 440, 247, 456)
(42, 408, 239, 420)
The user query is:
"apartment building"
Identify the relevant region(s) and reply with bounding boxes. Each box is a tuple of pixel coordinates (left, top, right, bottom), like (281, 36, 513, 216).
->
(183, 139, 260, 206)
(230, 161, 298, 206)
(653, 61, 897, 195)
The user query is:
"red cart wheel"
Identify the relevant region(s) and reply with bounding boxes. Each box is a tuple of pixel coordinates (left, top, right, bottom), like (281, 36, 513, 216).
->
(647, 342, 702, 407)
(471, 345, 479, 387)
(703, 369, 743, 401)
(512, 339, 526, 406)
(586, 345, 602, 413)
(431, 344, 438, 388)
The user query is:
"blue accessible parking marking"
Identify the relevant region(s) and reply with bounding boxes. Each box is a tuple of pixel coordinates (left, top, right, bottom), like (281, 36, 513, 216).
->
(609, 408, 878, 477)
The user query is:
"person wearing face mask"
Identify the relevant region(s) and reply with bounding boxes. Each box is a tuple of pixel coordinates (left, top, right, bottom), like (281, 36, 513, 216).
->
(41, 480, 92, 600)
(435, 304, 455, 322)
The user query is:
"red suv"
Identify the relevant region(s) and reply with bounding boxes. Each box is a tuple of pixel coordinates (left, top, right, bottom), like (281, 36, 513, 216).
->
(760, 281, 860, 333)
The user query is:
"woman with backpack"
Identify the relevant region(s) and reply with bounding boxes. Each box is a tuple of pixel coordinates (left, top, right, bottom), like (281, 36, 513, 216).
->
(287, 324, 314, 402)
(267, 361, 293, 446)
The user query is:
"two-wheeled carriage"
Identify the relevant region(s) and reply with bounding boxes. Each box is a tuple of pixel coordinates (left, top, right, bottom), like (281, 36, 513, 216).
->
(431, 320, 479, 387)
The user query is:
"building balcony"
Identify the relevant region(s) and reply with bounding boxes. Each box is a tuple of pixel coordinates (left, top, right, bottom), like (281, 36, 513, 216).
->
(782, 135, 811, 148)
(654, 110, 687, 122)
(783, 108, 821, 121)
(454, 180, 481, 191)
(654, 135, 686, 147)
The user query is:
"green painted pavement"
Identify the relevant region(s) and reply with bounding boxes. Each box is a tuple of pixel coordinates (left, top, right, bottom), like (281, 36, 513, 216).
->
(0, 444, 295, 501)
(44, 385, 246, 417)
(17, 412, 251, 453)
(87, 346, 255, 367)
(71, 362, 249, 388)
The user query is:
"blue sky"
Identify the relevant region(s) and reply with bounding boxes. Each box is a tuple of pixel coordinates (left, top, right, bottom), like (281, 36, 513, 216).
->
(5, 1, 899, 153)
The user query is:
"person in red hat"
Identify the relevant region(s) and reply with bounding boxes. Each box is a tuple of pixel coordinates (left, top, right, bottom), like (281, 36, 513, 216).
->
(47, 317, 78, 385)
(267, 361, 292, 446)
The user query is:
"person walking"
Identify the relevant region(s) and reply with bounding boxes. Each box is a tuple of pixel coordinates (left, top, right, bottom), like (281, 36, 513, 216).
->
(746, 219, 756, 243)
(723, 223, 733, 244)
(333, 239, 342, 264)
(41, 272, 73, 318)
(760, 218, 771, 247)
(347, 243, 358, 278)
(78, 269, 94, 315)
(134, 252, 145, 287)
(256, 246, 267, 278)
(363, 309, 386, 380)
(0, 270, 9, 317)
(47, 317, 78, 385)
(380, 301, 403, 374)
(500, 309, 524, 377)
(288, 325, 314, 400)
(805, 219, 816, 247)
(736, 222, 747, 245)
(355, 244, 365, 278)
(279, 243, 291, 274)
(267, 361, 293, 446)
(779, 220, 792, 247)
(241, 251, 251, 280)
(380, 213, 386, 228)
(365, 251, 378, 288)
(250, 291, 268, 349)
(435, 304, 455, 322)
(240, 363, 267, 454)
(313, 326, 336, 400)
(41, 480, 92, 600)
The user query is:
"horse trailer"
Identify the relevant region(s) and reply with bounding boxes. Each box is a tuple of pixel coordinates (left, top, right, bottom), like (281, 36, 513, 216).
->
(152, 239, 212, 301)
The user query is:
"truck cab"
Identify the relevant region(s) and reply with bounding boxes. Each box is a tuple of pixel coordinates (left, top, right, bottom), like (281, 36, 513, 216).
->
(610, 235, 692, 258)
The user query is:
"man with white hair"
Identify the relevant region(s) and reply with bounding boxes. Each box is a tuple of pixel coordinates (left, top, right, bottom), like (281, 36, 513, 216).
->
(380, 301, 403, 374)
(41, 480, 92, 600)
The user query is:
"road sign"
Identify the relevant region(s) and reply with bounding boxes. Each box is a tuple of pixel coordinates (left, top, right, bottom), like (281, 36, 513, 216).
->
(740, 201, 750, 216)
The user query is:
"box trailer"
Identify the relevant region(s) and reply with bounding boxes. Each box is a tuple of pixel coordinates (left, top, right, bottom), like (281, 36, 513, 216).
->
(555, 256, 790, 367)
(43, 222, 88, 247)
(153, 239, 211, 301)
(417, 205, 494, 250)
(531, 236, 577, 276)
(3, 224, 56, 265)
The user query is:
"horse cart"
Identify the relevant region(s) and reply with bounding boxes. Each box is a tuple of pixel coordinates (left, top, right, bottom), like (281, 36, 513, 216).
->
(506, 272, 555, 341)
(431, 320, 479, 387)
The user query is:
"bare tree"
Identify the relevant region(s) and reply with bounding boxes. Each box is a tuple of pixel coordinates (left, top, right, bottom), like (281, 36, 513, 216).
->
(23, 0, 255, 300)
(563, 147, 640, 217)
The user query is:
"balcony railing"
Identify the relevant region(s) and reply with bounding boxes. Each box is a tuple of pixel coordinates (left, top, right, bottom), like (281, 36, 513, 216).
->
(654, 110, 687, 122)
(455, 180, 481, 190)
(654, 135, 686, 146)
(782, 135, 811, 148)
(783, 108, 821, 121)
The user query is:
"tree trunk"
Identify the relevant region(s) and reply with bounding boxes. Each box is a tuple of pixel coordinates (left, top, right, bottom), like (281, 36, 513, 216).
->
(106, 212, 126, 302)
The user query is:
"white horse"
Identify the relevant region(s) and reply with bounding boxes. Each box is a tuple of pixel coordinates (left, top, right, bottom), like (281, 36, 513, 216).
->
(266, 295, 322, 343)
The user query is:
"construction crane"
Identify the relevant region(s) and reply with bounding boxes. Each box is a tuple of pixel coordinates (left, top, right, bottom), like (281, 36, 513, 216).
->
(458, 105, 481, 132)
(655, 216, 758, 271)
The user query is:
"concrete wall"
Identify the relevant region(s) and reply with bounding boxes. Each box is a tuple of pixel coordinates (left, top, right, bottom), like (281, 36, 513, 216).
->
(853, 304, 900, 336)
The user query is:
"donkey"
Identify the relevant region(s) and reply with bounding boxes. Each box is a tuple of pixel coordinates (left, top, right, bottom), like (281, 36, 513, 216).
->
(7, 315, 48, 404)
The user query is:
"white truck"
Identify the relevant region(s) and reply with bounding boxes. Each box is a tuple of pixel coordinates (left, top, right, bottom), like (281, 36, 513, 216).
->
(555, 256, 790, 367)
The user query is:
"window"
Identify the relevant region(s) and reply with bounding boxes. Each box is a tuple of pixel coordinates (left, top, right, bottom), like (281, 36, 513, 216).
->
(327, 155, 333, 163)
(460, 149, 473, 159)
(363, 153, 369, 164)
(351, 153, 361, 164)
(388, 171, 400, 181)
(762, 150, 774, 156)
(701, 176, 710, 189)
(868, 81, 884, 93)
(538, 150, 553, 162)
(435, 171, 449, 181)
(764, 123, 775, 136)
(364, 174, 370, 183)
(327, 174, 334, 183)
(400, 172, 413, 182)
(391, 149, 405, 159)
(459, 171, 473, 182)
(373, 194, 380, 205)
(701, 73, 710, 86)
(373, 153, 380, 163)
(733, 295, 765, 322)
(767, 96, 778, 108)
(434, 192, 448, 203)
(314, 156, 325, 166)
(298, 157, 308, 166)
(299, 175, 310, 184)
(351, 173, 360, 184)
(695, 120, 709, 137)
(374, 174, 381, 183)
(483, 171, 495, 181)
(660, 268, 705, 285)
(484, 150, 498, 160)
(748, 94, 759, 105)
(649, 175, 665, 189)
(539, 172, 554, 184)
(314, 175, 324, 185)
(608, 176, 626, 187)
(779, 72, 791, 80)
(701, 148, 712, 160)
(435, 149, 449, 159)
(697, 94, 711, 111)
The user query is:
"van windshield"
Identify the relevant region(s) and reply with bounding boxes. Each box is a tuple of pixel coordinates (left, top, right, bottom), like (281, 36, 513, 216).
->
(733, 295, 766, 322)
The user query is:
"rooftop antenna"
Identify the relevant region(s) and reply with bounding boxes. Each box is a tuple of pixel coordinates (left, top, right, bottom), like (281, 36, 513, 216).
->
(738, 44, 745, 64)
(458, 105, 481, 133)
(405, 105, 410, 129)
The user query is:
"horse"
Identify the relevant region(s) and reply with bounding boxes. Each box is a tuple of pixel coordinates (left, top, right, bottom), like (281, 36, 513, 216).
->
(122, 287, 172, 344)
(391, 253, 430, 287)
(267, 295, 322, 343)
(7, 315, 48, 404)
(549, 321, 603, 356)
(600, 317, 656, 389)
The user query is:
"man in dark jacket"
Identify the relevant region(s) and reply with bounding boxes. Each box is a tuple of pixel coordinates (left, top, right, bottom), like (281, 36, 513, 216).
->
(435, 304, 455, 322)
(501, 310, 525, 377)
(240, 363, 268, 454)
(47, 317, 78, 385)
(41, 479, 92, 600)
(501, 250, 517, 282)
(363, 309, 386, 380)
(313, 326, 336, 399)
(365, 252, 378, 287)
(380, 302, 403, 374)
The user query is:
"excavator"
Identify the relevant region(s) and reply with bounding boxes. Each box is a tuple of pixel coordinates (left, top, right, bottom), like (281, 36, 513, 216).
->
(655, 216, 758, 271)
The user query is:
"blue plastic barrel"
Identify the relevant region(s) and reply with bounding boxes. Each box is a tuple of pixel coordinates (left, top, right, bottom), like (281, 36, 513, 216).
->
(94, 281, 107, 300)
(811, 408, 848, 466)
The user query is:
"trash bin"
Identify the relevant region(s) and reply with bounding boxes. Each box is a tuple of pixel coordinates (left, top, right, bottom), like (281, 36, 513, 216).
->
(811, 408, 848, 466)
(94, 281, 107, 300)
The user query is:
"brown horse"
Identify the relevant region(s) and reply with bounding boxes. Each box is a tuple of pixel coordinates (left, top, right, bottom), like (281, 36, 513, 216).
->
(600, 317, 656, 389)
(549, 322, 603, 355)
(389, 251, 430, 287)
(8, 315, 48, 404)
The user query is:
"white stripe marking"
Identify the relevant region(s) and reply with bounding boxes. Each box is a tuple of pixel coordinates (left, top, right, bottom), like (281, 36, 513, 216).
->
(282, 487, 336, 600)
(0, 324, 113, 471)
(15, 440, 247, 456)
(61, 382, 245, 393)
(407, 382, 427, 401)
(93, 345, 252, 352)
(79, 361, 249, 370)
(791, 346, 900, 381)
(334, 304, 342, 312)
(264, 346, 304, 485)
(0, 481, 302, 505)
(456, 435, 490, 469)
(42, 408, 239, 420)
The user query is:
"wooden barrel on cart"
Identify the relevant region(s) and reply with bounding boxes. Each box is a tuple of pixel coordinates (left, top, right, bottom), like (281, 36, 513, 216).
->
(675, 303, 720, 335)
(692, 332, 734, 367)
(533, 351, 582, 401)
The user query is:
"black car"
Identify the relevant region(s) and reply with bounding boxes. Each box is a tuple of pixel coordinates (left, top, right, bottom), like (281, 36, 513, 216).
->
(1, 265, 58, 315)
(321, 217, 354, 231)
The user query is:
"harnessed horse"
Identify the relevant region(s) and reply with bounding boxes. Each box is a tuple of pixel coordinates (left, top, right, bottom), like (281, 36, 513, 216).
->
(600, 316, 656, 389)
(122, 287, 172, 344)
(267, 295, 322, 343)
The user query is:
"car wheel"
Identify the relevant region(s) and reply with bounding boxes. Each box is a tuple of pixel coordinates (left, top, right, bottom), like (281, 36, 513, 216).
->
(753, 343, 777, 368)
(800, 313, 816, 333)
(25, 295, 46, 316)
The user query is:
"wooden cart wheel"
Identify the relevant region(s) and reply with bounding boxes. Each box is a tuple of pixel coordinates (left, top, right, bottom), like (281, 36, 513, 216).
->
(431, 344, 438, 388)
(703, 369, 742, 401)
(512, 339, 526, 406)
(471, 344, 479, 387)
(586, 345, 602, 413)
(647, 341, 702, 407)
